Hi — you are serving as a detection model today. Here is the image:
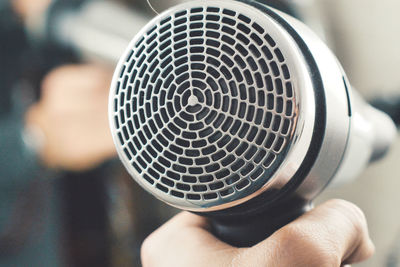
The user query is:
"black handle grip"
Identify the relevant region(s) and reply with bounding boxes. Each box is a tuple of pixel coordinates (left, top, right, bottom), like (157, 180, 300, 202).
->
(209, 201, 312, 247)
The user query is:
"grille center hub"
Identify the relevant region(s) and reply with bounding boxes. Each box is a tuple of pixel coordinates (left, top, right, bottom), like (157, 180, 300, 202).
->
(187, 95, 199, 106)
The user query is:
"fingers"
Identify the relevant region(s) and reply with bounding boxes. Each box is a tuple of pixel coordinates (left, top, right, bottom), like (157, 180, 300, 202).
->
(243, 199, 374, 267)
(40, 64, 112, 107)
(141, 200, 374, 267)
(12, 0, 51, 19)
(141, 212, 238, 267)
(29, 63, 116, 170)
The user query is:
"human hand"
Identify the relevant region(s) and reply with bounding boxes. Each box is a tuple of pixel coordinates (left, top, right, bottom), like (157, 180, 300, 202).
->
(12, 0, 51, 20)
(25, 64, 116, 171)
(141, 199, 374, 267)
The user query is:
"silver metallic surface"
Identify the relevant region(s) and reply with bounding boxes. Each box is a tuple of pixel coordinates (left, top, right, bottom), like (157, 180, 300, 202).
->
(274, 9, 351, 200)
(109, 0, 316, 211)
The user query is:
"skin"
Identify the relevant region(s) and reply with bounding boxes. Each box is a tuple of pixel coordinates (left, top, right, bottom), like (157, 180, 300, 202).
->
(12, 1, 116, 171)
(141, 199, 374, 267)
(12, 0, 51, 20)
(25, 64, 116, 171)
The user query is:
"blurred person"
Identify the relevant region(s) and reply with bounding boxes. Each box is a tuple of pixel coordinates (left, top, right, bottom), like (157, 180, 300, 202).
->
(0, 1, 116, 266)
(3, 0, 168, 266)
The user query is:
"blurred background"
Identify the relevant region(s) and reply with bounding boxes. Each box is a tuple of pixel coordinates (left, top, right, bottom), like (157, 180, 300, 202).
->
(0, 0, 399, 266)
(315, 1, 400, 267)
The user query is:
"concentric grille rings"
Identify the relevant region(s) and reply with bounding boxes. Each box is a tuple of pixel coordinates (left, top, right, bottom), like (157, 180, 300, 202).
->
(110, 2, 299, 208)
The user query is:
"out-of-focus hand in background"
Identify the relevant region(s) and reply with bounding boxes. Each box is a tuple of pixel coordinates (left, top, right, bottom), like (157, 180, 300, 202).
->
(25, 64, 116, 171)
(12, 0, 51, 20)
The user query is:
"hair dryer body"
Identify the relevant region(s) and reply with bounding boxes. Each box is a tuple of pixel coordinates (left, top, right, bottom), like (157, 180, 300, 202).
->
(109, 0, 396, 246)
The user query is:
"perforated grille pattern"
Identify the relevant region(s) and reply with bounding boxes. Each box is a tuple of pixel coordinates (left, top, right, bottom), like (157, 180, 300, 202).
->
(111, 5, 298, 205)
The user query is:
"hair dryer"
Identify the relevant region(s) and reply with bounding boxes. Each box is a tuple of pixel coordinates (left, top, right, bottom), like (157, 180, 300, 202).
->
(109, 0, 396, 247)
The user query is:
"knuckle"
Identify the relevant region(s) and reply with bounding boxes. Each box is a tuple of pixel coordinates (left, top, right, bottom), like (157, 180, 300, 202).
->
(276, 223, 306, 243)
(327, 199, 364, 217)
(273, 224, 308, 256)
(275, 224, 341, 267)
(325, 198, 353, 209)
(328, 199, 367, 233)
(346, 201, 366, 221)
(42, 65, 75, 91)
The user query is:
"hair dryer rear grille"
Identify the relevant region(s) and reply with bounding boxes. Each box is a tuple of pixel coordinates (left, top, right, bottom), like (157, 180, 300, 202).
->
(111, 5, 298, 205)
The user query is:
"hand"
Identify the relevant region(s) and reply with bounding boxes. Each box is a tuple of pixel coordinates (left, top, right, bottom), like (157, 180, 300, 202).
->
(141, 199, 374, 267)
(12, 0, 51, 20)
(25, 64, 116, 171)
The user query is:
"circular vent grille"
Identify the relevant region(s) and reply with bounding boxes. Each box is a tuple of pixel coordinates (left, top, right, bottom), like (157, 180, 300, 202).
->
(110, 2, 300, 210)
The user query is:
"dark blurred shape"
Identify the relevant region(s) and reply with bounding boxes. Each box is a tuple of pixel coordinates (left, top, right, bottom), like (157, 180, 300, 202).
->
(0, 1, 26, 114)
(387, 229, 400, 267)
(59, 166, 112, 267)
(258, 0, 299, 18)
(1, 1, 109, 266)
(0, 178, 51, 258)
(107, 168, 178, 266)
(0, 2, 64, 266)
(371, 95, 400, 128)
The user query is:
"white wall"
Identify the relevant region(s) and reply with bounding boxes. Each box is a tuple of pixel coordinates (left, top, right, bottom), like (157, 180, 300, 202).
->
(319, 0, 400, 97)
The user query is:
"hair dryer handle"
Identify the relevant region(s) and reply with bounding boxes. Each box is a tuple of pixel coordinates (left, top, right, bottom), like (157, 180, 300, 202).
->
(209, 199, 312, 247)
